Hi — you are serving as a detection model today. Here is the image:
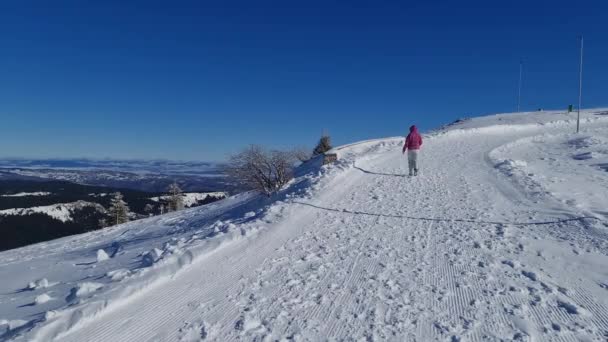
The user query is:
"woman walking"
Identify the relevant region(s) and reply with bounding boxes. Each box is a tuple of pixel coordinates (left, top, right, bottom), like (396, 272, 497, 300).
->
(402, 125, 423, 176)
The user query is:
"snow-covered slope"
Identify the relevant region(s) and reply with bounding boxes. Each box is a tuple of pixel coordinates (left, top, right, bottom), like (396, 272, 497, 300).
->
(1, 109, 608, 341)
(0, 192, 51, 197)
(150, 192, 227, 207)
(0, 201, 105, 222)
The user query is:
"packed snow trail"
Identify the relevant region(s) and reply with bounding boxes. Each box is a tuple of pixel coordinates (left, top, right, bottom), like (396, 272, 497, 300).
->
(3, 110, 608, 341)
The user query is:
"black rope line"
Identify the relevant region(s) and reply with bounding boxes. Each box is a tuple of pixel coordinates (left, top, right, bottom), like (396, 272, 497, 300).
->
(293, 201, 601, 226)
(353, 165, 405, 177)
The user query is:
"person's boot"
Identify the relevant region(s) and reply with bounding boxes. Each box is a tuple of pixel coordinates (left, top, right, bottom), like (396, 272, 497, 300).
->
(414, 169, 418, 176)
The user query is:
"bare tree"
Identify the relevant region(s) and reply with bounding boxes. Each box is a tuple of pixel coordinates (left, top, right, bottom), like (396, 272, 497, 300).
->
(107, 192, 130, 225)
(313, 135, 332, 156)
(167, 182, 184, 212)
(225, 145, 297, 196)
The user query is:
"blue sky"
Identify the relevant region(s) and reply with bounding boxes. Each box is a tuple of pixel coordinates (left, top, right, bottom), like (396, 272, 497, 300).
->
(1, 0, 607, 161)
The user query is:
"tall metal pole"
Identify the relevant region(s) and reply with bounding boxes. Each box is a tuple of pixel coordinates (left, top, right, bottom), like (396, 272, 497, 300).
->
(517, 59, 523, 112)
(577, 35, 584, 133)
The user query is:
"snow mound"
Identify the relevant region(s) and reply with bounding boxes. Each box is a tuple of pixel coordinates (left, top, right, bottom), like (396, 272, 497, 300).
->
(34, 294, 52, 305)
(96, 249, 109, 262)
(27, 278, 49, 290)
(66, 282, 104, 302)
(106, 269, 132, 282)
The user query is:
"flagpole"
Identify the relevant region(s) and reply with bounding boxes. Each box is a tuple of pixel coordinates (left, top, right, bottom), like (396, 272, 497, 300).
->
(577, 35, 584, 133)
(517, 59, 523, 112)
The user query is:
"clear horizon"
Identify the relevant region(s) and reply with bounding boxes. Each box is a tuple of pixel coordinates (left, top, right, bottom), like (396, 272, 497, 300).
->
(2, 1, 607, 161)
(1, 106, 607, 163)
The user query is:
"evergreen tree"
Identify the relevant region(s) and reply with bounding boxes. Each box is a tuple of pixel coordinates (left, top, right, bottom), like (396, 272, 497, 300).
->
(98, 217, 108, 228)
(167, 182, 184, 212)
(144, 203, 155, 217)
(107, 192, 130, 225)
(313, 135, 332, 156)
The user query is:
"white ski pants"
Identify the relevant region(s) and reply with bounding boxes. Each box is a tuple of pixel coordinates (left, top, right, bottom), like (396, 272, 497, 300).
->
(407, 150, 419, 173)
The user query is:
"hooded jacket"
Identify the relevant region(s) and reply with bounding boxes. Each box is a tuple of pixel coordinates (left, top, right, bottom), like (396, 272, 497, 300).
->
(403, 125, 423, 152)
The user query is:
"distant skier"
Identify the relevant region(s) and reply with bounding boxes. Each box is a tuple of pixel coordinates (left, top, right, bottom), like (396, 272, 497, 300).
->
(402, 125, 423, 176)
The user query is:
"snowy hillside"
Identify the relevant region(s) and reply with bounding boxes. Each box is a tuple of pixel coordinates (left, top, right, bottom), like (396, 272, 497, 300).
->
(150, 192, 227, 208)
(1, 109, 608, 341)
(0, 201, 105, 223)
(0, 192, 51, 197)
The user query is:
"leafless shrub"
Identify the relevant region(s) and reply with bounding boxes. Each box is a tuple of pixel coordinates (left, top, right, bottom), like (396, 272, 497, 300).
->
(225, 145, 297, 196)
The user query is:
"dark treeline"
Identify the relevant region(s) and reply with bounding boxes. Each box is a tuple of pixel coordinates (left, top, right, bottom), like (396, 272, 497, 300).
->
(0, 180, 224, 251)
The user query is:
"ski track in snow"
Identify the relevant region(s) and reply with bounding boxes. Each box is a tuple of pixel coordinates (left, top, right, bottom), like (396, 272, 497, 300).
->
(2, 110, 608, 341)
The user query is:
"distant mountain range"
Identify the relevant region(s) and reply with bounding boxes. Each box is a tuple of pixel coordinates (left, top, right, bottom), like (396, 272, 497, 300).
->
(0, 158, 232, 193)
(0, 158, 235, 250)
(0, 158, 220, 174)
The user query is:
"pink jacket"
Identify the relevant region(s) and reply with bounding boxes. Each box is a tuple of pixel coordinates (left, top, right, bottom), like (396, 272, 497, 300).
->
(402, 125, 422, 152)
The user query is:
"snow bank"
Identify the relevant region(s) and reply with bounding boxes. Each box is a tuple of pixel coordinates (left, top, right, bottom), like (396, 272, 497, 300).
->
(489, 128, 608, 220)
(30, 224, 252, 341)
(0, 319, 29, 334)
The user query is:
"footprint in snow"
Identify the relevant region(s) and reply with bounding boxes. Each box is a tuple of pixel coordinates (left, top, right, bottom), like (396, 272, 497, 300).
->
(179, 321, 214, 341)
(502, 260, 516, 268)
(521, 270, 538, 282)
(550, 322, 562, 332)
(234, 315, 265, 334)
(557, 300, 581, 315)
